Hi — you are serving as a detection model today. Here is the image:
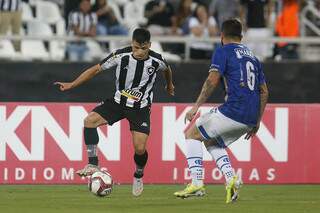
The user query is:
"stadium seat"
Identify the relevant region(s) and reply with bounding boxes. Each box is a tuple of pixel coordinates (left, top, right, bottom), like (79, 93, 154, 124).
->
(35, 1, 63, 24)
(26, 20, 65, 61)
(52, 19, 67, 61)
(86, 40, 105, 61)
(50, 40, 66, 61)
(21, 40, 50, 60)
(21, 2, 34, 22)
(20, 27, 26, 35)
(25, 20, 52, 60)
(27, 0, 37, 6)
(27, 20, 53, 36)
(56, 19, 66, 36)
(0, 40, 16, 59)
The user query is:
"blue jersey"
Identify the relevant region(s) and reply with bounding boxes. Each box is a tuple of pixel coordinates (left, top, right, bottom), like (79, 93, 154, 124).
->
(210, 43, 266, 126)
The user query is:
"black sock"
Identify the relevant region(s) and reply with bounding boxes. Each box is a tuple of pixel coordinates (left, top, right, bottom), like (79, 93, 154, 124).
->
(134, 151, 148, 178)
(84, 127, 99, 165)
(89, 157, 98, 166)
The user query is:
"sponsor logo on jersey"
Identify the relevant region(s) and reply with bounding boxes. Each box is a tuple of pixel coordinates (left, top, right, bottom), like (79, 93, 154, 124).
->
(120, 89, 143, 101)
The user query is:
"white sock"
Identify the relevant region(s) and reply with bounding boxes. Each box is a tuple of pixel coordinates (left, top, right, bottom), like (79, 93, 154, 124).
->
(207, 145, 234, 184)
(185, 139, 204, 187)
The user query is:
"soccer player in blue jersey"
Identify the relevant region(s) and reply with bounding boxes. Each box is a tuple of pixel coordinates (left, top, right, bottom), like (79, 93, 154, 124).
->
(174, 19, 269, 203)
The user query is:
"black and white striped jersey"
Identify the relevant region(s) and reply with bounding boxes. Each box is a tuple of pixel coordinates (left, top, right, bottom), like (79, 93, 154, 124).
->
(100, 46, 170, 108)
(68, 10, 97, 35)
(0, 0, 21, 11)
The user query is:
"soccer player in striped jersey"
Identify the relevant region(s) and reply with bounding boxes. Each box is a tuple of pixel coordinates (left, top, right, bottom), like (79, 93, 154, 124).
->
(174, 19, 269, 203)
(55, 28, 174, 196)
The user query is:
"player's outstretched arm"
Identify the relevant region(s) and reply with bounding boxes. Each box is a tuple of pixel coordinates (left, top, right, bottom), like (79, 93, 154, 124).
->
(163, 67, 175, 96)
(54, 64, 102, 91)
(185, 71, 220, 123)
(245, 83, 269, 139)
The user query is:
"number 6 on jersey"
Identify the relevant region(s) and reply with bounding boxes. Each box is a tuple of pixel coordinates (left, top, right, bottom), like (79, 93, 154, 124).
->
(246, 61, 255, 91)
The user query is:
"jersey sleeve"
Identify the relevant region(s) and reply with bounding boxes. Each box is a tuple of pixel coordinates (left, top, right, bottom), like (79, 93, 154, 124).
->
(209, 47, 227, 75)
(158, 56, 170, 72)
(99, 51, 119, 71)
(257, 61, 266, 85)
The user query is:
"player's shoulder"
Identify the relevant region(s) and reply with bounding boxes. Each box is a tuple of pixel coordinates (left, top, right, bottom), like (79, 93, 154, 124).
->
(215, 46, 225, 53)
(149, 49, 166, 62)
(212, 45, 227, 59)
(114, 46, 132, 55)
(100, 46, 131, 64)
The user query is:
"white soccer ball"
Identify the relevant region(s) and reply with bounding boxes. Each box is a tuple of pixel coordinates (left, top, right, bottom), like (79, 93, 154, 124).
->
(88, 171, 113, 197)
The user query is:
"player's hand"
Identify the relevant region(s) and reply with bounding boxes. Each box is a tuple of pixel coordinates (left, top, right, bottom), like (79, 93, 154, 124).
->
(54, 82, 74, 91)
(245, 122, 260, 140)
(165, 83, 175, 96)
(184, 106, 198, 123)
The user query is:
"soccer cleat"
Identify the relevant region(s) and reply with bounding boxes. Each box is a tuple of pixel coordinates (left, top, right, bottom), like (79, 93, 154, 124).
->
(225, 176, 242, 204)
(76, 164, 100, 177)
(174, 184, 206, 198)
(132, 177, 143, 196)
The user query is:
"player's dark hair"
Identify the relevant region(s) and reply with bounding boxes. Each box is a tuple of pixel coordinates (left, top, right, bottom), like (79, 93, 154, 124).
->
(132, 28, 151, 44)
(221, 19, 243, 40)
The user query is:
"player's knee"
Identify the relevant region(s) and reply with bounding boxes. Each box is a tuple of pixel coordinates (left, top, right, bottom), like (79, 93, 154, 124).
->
(134, 146, 146, 155)
(185, 126, 202, 140)
(84, 115, 98, 128)
(185, 129, 194, 140)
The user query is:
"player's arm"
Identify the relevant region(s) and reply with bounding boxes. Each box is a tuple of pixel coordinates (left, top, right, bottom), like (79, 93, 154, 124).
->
(54, 64, 102, 91)
(185, 70, 221, 122)
(163, 66, 175, 96)
(258, 83, 269, 122)
(245, 83, 269, 139)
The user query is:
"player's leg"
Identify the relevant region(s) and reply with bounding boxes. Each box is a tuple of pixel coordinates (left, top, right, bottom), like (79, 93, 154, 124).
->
(131, 131, 149, 196)
(11, 11, 22, 51)
(204, 139, 235, 185)
(0, 12, 10, 35)
(174, 124, 206, 198)
(125, 106, 150, 196)
(76, 112, 107, 177)
(204, 140, 242, 203)
(77, 100, 124, 177)
(201, 109, 250, 203)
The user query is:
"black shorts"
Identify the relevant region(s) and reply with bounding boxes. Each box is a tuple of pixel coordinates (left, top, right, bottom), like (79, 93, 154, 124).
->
(93, 99, 151, 135)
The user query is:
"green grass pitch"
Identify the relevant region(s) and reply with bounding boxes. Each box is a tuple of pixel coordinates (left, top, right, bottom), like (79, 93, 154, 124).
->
(0, 185, 319, 213)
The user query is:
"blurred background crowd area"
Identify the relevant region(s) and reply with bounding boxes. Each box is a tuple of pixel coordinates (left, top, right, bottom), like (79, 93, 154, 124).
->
(0, 0, 319, 62)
